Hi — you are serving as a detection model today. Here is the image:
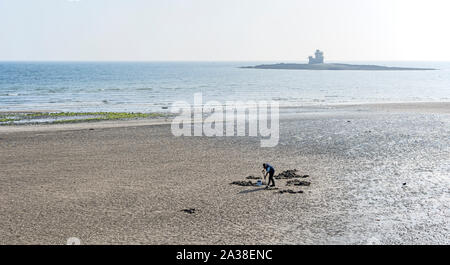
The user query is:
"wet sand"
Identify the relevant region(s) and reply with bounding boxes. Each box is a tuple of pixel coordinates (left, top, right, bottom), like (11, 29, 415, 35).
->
(0, 102, 449, 244)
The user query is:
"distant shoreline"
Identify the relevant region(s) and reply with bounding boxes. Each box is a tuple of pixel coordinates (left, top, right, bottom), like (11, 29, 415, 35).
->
(241, 63, 437, 71)
(1, 101, 448, 133)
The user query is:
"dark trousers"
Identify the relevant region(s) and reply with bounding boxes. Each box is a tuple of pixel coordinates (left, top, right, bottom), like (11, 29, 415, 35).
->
(268, 170, 275, 186)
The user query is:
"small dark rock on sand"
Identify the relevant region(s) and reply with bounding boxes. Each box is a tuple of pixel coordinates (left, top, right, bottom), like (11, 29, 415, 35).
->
(182, 208, 196, 214)
(275, 169, 309, 179)
(230, 181, 258, 186)
(286, 179, 311, 186)
(277, 189, 303, 194)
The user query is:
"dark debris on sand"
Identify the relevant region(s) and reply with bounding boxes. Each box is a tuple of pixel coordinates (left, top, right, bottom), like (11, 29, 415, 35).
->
(181, 208, 197, 214)
(277, 189, 304, 194)
(286, 179, 311, 186)
(274, 169, 309, 179)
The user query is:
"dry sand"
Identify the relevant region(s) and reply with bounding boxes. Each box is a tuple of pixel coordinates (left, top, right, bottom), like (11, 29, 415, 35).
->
(0, 102, 449, 244)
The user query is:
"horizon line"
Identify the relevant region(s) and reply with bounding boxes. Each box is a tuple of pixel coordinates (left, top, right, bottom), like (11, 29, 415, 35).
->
(1, 60, 450, 63)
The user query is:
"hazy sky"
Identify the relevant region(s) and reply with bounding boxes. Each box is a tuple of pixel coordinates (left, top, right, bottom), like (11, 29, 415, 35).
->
(1, 0, 449, 61)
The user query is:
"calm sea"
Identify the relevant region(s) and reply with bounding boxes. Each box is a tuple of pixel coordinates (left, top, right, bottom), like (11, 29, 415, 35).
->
(0, 61, 449, 112)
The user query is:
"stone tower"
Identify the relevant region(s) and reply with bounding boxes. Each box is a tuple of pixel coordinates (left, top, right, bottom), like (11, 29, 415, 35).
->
(308, 50, 324, 64)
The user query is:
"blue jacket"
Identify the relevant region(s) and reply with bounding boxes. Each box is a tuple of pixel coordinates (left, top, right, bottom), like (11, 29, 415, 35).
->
(265, 164, 274, 173)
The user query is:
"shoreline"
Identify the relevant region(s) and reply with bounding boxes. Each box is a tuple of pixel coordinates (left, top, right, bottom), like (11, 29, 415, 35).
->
(1, 101, 449, 134)
(242, 62, 437, 71)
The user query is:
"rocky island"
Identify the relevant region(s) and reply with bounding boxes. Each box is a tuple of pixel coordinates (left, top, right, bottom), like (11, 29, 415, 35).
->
(242, 50, 436, 71)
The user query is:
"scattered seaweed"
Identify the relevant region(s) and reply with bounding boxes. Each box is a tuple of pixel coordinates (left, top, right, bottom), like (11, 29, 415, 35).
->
(230, 181, 258, 187)
(286, 179, 311, 186)
(0, 111, 168, 125)
(277, 189, 304, 194)
(181, 208, 197, 214)
(0, 118, 18, 123)
(274, 169, 309, 179)
(232, 169, 311, 192)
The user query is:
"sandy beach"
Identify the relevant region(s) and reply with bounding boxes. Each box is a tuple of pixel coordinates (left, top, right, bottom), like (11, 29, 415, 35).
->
(0, 102, 449, 245)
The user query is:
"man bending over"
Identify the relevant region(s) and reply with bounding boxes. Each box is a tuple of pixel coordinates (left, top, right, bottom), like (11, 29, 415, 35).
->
(262, 163, 275, 188)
